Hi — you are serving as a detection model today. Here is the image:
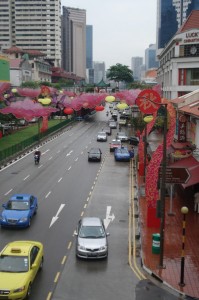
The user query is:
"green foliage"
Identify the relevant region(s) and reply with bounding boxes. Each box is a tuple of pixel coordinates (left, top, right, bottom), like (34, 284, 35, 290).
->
(128, 82, 154, 90)
(21, 81, 41, 88)
(129, 115, 146, 133)
(106, 63, 134, 84)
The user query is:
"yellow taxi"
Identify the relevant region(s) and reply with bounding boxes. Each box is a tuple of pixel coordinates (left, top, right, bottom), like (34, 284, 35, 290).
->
(0, 240, 44, 299)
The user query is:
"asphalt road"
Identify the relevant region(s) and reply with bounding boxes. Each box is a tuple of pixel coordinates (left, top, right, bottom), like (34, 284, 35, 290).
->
(0, 109, 188, 300)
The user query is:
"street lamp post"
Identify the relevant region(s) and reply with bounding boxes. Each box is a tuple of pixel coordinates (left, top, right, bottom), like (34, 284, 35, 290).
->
(179, 206, 189, 287)
(159, 104, 167, 268)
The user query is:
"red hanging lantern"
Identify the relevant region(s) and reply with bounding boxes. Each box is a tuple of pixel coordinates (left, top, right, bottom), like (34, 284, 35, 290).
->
(95, 105, 104, 111)
(64, 107, 74, 115)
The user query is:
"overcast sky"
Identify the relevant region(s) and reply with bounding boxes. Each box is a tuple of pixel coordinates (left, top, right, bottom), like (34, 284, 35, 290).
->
(61, 0, 157, 69)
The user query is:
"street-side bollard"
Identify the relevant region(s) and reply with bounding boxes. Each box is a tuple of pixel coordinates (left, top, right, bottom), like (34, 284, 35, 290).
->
(179, 206, 189, 287)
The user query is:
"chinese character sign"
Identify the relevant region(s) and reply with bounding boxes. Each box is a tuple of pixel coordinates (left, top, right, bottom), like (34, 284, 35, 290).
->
(178, 114, 187, 142)
(136, 90, 161, 114)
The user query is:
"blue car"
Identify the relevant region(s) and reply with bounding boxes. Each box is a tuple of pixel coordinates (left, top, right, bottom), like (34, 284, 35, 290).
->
(0, 194, 38, 228)
(114, 147, 131, 162)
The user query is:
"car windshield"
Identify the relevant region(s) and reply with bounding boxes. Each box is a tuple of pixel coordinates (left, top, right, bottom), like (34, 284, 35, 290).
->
(112, 141, 121, 145)
(90, 149, 100, 154)
(118, 148, 128, 153)
(7, 201, 30, 210)
(98, 132, 106, 136)
(0, 255, 29, 272)
(118, 132, 125, 136)
(79, 225, 106, 238)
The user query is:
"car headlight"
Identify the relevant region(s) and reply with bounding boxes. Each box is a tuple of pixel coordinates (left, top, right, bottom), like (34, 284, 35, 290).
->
(13, 286, 26, 293)
(19, 217, 28, 222)
(0, 216, 6, 221)
(99, 246, 107, 251)
(78, 245, 86, 250)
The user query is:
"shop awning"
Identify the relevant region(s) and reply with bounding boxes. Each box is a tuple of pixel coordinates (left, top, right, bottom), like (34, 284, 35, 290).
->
(169, 156, 199, 188)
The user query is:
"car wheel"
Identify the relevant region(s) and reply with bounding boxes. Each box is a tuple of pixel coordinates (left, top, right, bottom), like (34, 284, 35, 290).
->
(26, 283, 32, 299)
(39, 257, 44, 271)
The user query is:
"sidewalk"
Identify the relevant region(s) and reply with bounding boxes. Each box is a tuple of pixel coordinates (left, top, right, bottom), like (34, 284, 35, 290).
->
(138, 175, 199, 299)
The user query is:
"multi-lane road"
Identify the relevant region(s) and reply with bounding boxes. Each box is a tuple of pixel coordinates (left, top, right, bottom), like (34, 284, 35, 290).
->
(0, 111, 184, 300)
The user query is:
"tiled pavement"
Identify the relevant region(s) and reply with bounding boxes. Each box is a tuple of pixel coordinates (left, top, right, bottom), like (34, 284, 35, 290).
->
(138, 175, 199, 298)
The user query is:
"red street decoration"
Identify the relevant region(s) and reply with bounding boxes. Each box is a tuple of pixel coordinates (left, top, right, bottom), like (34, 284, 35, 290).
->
(41, 85, 51, 97)
(64, 107, 74, 115)
(95, 105, 104, 111)
(136, 89, 161, 114)
(145, 98, 176, 227)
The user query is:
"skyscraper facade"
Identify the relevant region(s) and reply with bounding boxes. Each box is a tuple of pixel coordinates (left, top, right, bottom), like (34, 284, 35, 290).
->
(0, 0, 62, 67)
(86, 25, 93, 69)
(157, 0, 199, 52)
(145, 44, 159, 71)
(93, 61, 106, 84)
(131, 57, 143, 81)
(62, 7, 86, 79)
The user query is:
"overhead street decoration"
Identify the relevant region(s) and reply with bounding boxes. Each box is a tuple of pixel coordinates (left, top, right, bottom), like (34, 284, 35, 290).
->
(159, 167, 190, 184)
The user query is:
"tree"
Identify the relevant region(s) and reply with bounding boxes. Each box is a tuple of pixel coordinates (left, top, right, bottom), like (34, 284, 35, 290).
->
(106, 63, 134, 86)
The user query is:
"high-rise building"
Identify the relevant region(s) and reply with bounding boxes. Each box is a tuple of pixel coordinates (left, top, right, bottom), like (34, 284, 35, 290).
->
(157, 0, 199, 52)
(62, 7, 86, 79)
(145, 44, 159, 71)
(0, 0, 61, 67)
(131, 57, 143, 81)
(93, 61, 106, 84)
(86, 25, 93, 69)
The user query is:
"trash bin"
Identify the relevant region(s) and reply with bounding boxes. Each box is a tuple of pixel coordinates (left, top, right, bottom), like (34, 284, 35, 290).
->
(152, 233, 160, 254)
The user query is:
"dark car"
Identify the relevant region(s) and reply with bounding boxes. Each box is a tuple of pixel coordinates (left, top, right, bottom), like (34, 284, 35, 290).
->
(88, 148, 102, 162)
(104, 127, 112, 136)
(129, 136, 139, 146)
(0, 194, 38, 228)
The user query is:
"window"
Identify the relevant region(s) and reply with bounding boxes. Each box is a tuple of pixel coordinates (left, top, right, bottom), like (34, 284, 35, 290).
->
(186, 69, 199, 85)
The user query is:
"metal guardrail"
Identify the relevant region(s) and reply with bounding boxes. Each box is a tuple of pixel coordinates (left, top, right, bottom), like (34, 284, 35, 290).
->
(0, 118, 74, 164)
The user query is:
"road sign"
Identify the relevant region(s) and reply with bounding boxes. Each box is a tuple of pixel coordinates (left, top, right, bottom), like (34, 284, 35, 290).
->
(159, 167, 190, 184)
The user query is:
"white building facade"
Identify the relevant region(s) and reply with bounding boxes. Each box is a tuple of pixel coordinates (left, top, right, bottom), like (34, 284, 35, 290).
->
(157, 19, 199, 99)
(0, 0, 61, 67)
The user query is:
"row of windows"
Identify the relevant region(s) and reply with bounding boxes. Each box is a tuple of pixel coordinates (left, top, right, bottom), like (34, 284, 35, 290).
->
(160, 47, 175, 66)
(180, 44, 199, 57)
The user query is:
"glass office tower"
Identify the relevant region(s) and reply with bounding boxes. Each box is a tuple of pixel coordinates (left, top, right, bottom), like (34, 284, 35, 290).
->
(157, 0, 199, 49)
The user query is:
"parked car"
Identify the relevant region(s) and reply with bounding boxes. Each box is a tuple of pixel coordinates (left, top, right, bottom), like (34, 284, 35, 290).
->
(0, 240, 44, 299)
(109, 121, 117, 129)
(109, 139, 122, 152)
(75, 217, 109, 259)
(97, 131, 107, 142)
(116, 132, 129, 142)
(104, 127, 112, 136)
(0, 194, 38, 228)
(114, 147, 131, 162)
(129, 136, 140, 146)
(88, 148, 102, 162)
